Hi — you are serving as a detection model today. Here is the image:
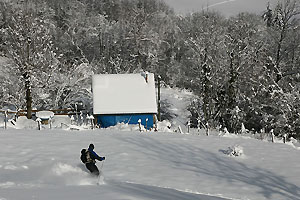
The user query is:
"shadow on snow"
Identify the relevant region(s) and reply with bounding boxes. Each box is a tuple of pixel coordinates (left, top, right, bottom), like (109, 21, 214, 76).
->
(119, 136, 300, 200)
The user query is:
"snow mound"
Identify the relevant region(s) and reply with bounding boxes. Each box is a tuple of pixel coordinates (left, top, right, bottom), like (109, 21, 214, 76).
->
(156, 120, 173, 132)
(106, 122, 141, 131)
(220, 145, 244, 157)
(104, 120, 174, 133)
(51, 116, 72, 129)
(13, 116, 37, 129)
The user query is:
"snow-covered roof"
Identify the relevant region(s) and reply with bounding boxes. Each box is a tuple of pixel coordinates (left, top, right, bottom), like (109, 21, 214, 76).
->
(92, 73, 157, 115)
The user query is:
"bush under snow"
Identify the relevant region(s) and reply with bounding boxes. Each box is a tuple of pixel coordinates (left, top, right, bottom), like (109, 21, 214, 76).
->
(220, 145, 244, 157)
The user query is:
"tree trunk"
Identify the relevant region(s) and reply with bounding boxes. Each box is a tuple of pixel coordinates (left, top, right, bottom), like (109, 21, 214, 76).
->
(26, 86, 32, 119)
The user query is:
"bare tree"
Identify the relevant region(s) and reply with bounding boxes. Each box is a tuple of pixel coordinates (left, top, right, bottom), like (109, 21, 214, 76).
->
(263, 0, 300, 82)
(1, 1, 58, 118)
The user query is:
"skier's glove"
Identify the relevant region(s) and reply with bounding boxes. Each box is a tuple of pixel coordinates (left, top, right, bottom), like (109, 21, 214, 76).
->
(102, 157, 106, 161)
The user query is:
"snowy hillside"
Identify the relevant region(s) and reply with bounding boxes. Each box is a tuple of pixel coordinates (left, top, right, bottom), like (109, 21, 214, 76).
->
(160, 86, 195, 132)
(0, 129, 300, 200)
(1, 87, 300, 200)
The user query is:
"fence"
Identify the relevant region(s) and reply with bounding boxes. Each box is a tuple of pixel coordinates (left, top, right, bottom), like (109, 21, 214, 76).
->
(0, 108, 79, 130)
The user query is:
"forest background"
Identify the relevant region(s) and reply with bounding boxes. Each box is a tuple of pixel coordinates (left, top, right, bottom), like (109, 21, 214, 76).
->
(0, 0, 300, 139)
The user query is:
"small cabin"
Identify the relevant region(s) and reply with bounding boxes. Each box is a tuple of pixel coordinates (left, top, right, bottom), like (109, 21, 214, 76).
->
(92, 73, 157, 129)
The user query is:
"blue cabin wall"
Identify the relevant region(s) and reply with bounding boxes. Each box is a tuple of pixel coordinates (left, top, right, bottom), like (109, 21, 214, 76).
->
(96, 114, 155, 129)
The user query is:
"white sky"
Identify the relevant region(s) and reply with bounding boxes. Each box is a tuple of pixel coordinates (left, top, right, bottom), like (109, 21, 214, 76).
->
(163, 0, 280, 17)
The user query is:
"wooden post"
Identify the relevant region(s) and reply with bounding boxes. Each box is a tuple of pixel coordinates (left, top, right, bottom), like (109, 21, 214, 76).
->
(154, 115, 158, 131)
(283, 134, 287, 144)
(187, 120, 190, 133)
(270, 129, 275, 143)
(4, 110, 7, 130)
(178, 125, 183, 134)
(36, 118, 41, 130)
(260, 128, 265, 140)
(157, 75, 161, 121)
(49, 118, 52, 129)
(75, 104, 79, 125)
(145, 118, 148, 130)
(71, 115, 74, 125)
(138, 119, 142, 132)
(90, 115, 95, 129)
(206, 122, 210, 136)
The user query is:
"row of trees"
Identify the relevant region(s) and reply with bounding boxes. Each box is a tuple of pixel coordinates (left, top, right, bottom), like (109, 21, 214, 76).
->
(0, 0, 300, 139)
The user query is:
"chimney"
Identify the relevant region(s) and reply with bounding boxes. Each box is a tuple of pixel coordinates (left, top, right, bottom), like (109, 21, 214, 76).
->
(145, 72, 148, 83)
(141, 71, 149, 83)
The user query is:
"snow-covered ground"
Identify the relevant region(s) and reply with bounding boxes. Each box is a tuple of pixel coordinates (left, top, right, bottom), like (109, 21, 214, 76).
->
(0, 128, 299, 200)
(0, 87, 300, 200)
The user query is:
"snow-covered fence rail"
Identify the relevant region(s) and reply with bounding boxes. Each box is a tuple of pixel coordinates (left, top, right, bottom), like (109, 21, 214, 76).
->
(0, 110, 18, 115)
(1, 108, 79, 130)
(17, 108, 76, 116)
(1, 108, 76, 119)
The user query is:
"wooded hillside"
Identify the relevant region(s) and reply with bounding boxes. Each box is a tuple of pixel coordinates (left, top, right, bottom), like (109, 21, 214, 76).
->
(0, 0, 300, 139)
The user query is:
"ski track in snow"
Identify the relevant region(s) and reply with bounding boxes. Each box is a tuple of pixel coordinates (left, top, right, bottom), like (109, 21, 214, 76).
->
(0, 162, 230, 200)
(102, 180, 232, 200)
(0, 157, 230, 199)
(0, 178, 231, 200)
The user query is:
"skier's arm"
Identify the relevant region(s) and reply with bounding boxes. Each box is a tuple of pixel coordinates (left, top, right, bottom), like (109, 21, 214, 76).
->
(90, 150, 105, 161)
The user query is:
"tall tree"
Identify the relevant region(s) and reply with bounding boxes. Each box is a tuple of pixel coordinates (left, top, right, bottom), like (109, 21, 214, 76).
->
(263, 0, 300, 83)
(220, 13, 264, 133)
(0, 1, 58, 117)
(178, 11, 225, 131)
(261, 0, 300, 137)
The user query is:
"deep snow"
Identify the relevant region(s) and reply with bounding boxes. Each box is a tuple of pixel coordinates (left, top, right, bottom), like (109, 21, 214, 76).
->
(0, 128, 299, 200)
(0, 86, 300, 200)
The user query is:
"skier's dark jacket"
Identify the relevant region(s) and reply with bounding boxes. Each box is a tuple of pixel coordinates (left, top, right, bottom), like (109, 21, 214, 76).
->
(88, 146, 104, 163)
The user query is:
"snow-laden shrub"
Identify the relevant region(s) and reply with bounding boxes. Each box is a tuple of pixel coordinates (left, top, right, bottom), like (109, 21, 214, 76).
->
(219, 127, 230, 136)
(107, 122, 141, 132)
(106, 120, 174, 132)
(156, 120, 172, 132)
(221, 145, 244, 157)
(14, 116, 37, 130)
(51, 116, 72, 129)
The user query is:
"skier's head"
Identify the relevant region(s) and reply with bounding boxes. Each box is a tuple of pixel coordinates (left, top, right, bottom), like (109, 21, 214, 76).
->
(89, 143, 94, 150)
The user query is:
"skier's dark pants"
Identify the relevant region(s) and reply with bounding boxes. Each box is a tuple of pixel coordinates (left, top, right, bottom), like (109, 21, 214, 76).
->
(86, 162, 99, 176)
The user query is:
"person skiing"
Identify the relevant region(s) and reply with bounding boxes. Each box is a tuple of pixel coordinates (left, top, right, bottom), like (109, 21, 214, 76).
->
(81, 143, 105, 176)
